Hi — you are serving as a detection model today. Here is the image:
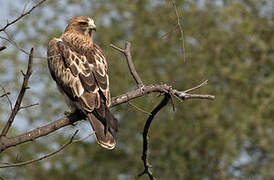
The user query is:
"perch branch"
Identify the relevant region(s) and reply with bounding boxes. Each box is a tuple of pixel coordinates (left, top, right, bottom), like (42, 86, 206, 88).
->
(138, 94, 171, 180)
(110, 42, 143, 86)
(0, 130, 78, 168)
(0, 0, 47, 32)
(1, 48, 33, 136)
(0, 83, 214, 152)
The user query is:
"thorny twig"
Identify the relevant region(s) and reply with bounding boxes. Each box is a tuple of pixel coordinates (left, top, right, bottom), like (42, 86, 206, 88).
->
(0, 130, 78, 168)
(1, 48, 34, 136)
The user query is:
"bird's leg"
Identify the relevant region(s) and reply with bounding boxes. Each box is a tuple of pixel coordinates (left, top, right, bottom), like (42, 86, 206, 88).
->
(64, 107, 78, 126)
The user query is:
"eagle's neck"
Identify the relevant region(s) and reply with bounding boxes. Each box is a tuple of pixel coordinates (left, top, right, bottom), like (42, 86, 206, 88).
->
(61, 31, 93, 53)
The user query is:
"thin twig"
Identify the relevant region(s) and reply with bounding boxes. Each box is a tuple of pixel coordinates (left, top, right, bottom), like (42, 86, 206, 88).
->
(0, 35, 46, 59)
(110, 42, 143, 86)
(22, 0, 32, 14)
(19, 103, 39, 110)
(0, 0, 47, 32)
(73, 132, 94, 143)
(0, 130, 78, 168)
(128, 102, 151, 115)
(1, 48, 34, 136)
(0, 92, 10, 98)
(159, 24, 178, 39)
(183, 80, 208, 93)
(0, 85, 13, 111)
(1, 32, 29, 55)
(138, 94, 171, 180)
(170, 0, 186, 62)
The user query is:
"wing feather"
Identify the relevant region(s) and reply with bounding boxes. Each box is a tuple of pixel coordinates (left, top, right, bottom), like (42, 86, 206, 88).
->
(47, 38, 109, 112)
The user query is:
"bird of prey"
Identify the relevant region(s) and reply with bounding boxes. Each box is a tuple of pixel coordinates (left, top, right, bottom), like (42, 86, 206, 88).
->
(47, 16, 118, 149)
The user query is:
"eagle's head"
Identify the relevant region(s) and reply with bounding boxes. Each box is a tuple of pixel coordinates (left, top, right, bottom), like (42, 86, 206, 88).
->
(65, 16, 96, 37)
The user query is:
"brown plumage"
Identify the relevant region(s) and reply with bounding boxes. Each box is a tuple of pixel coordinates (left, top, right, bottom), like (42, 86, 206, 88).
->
(47, 16, 118, 149)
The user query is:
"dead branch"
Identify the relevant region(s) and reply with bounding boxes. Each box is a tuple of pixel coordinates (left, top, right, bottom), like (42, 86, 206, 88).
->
(0, 83, 214, 153)
(0, 0, 47, 32)
(0, 130, 78, 168)
(138, 94, 171, 180)
(1, 48, 33, 136)
(110, 42, 143, 86)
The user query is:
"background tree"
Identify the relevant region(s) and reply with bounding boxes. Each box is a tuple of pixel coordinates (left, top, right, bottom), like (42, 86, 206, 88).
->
(0, 0, 273, 179)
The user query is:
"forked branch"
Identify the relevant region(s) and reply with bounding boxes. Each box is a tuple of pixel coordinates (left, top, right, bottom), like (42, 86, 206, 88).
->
(1, 48, 34, 137)
(138, 94, 171, 180)
(110, 42, 143, 86)
(0, 0, 47, 32)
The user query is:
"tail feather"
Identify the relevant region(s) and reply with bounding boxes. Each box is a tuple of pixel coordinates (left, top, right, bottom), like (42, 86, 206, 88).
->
(87, 113, 116, 149)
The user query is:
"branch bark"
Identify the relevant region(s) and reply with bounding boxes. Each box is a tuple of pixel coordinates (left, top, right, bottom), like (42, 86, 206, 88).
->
(138, 94, 171, 180)
(110, 42, 143, 86)
(0, 83, 214, 153)
(1, 48, 33, 136)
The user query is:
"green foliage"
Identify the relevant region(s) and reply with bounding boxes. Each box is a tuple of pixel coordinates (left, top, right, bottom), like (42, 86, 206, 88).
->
(0, 0, 273, 179)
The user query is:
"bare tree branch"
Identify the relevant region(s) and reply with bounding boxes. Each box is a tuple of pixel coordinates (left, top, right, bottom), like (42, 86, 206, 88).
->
(0, 130, 78, 168)
(183, 80, 208, 93)
(0, 83, 214, 152)
(110, 42, 143, 86)
(0, 0, 47, 32)
(138, 94, 171, 180)
(1, 48, 33, 136)
(19, 103, 39, 110)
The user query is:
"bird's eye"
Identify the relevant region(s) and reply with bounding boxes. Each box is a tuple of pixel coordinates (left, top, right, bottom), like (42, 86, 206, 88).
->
(79, 22, 88, 26)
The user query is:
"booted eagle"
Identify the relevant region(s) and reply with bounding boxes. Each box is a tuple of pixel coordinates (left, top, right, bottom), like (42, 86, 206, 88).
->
(47, 16, 118, 149)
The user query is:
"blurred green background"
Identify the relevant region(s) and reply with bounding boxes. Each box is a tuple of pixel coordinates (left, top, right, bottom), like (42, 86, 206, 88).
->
(0, 0, 273, 179)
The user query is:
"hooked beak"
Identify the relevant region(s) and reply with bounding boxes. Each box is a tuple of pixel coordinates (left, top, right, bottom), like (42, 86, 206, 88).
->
(88, 20, 96, 32)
